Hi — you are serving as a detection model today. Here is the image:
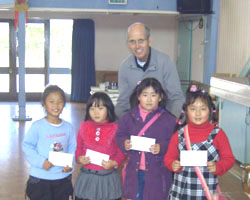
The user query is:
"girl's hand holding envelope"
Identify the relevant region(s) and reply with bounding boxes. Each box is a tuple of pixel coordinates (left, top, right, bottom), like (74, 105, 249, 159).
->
(77, 155, 90, 165)
(62, 165, 72, 173)
(102, 160, 118, 170)
(124, 139, 132, 151)
(150, 144, 160, 155)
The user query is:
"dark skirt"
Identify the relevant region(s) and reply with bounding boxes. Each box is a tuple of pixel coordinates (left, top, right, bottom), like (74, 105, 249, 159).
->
(74, 167, 122, 200)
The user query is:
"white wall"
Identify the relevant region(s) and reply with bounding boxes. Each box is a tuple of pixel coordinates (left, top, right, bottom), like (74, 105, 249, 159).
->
(216, 0, 250, 75)
(93, 14, 178, 71)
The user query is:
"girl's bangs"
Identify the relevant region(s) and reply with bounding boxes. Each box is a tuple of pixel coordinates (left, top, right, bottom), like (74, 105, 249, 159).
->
(188, 94, 208, 106)
(91, 98, 102, 107)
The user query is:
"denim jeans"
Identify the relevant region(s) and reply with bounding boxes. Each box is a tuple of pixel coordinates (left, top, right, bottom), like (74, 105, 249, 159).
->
(136, 170, 145, 200)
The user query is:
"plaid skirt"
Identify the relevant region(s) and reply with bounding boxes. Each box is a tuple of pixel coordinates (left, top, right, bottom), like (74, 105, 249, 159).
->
(74, 167, 122, 200)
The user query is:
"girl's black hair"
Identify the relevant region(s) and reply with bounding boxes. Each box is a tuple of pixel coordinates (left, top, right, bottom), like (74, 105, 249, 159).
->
(174, 84, 218, 132)
(129, 77, 167, 110)
(41, 85, 66, 106)
(85, 92, 116, 122)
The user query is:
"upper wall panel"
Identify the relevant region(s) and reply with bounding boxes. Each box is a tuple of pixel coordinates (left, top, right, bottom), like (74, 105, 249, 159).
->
(0, 0, 14, 8)
(28, 0, 177, 12)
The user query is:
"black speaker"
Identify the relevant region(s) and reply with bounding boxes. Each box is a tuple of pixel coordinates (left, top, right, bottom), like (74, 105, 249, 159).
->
(177, 0, 212, 14)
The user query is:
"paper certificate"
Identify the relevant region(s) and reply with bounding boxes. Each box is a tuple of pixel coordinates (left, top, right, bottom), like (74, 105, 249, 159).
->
(130, 135, 156, 152)
(85, 149, 110, 166)
(180, 150, 207, 166)
(48, 151, 73, 168)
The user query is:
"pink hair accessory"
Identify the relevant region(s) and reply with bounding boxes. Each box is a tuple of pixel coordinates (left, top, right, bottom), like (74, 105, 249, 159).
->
(212, 110, 216, 113)
(176, 119, 182, 125)
(137, 81, 141, 85)
(181, 110, 185, 114)
(190, 85, 198, 92)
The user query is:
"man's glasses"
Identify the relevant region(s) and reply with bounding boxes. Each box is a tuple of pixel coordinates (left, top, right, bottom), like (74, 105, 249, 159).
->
(128, 39, 147, 46)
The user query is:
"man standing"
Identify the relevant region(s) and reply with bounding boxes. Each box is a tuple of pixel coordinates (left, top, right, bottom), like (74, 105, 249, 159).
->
(115, 22, 185, 119)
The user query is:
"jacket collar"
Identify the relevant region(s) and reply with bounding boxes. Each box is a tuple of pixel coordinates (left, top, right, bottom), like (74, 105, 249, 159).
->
(86, 120, 111, 127)
(129, 48, 157, 71)
(130, 106, 164, 121)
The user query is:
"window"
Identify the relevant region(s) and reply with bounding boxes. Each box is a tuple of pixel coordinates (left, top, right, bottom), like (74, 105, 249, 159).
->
(50, 20, 73, 68)
(0, 22, 10, 93)
(17, 74, 45, 92)
(25, 23, 45, 68)
(49, 74, 71, 94)
(0, 19, 73, 100)
(49, 19, 73, 94)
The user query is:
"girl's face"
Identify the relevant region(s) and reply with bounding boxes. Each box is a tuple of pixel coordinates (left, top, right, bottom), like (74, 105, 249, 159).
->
(44, 91, 65, 123)
(138, 86, 162, 111)
(89, 101, 108, 123)
(187, 98, 210, 125)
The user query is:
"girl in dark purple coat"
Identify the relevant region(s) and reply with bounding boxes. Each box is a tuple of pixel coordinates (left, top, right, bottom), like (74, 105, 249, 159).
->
(116, 78, 176, 200)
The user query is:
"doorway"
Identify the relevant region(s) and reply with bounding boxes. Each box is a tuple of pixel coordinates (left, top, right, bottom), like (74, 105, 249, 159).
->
(176, 20, 192, 94)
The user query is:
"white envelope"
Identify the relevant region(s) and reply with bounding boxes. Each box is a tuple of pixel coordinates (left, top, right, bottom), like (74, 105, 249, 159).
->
(48, 151, 73, 168)
(85, 149, 110, 166)
(180, 150, 207, 166)
(130, 135, 156, 152)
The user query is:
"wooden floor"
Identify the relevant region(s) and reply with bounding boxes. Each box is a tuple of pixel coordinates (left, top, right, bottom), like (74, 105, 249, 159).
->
(0, 102, 249, 200)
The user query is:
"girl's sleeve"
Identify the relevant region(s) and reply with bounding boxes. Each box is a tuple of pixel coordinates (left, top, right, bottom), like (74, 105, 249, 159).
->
(75, 122, 85, 161)
(213, 129, 235, 175)
(22, 123, 46, 168)
(111, 144, 126, 167)
(164, 132, 181, 172)
(110, 125, 125, 166)
(116, 115, 130, 154)
(158, 116, 176, 156)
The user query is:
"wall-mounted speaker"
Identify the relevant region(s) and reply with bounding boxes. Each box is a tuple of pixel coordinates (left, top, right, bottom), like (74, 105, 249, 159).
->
(177, 0, 212, 14)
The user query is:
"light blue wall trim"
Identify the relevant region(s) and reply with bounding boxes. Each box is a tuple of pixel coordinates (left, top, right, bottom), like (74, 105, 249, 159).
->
(18, 12, 26, 119)
(28, 0, 176, 11)
(203, 0, 220, 85)
(0, 0, 14, 5)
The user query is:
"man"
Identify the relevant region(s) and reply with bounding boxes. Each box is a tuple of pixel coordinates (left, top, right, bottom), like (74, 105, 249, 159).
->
(115, 22, 185, 119)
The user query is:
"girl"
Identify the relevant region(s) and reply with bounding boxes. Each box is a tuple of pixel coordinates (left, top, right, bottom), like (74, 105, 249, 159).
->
(74, 92, 125, 200)
(23, 85, 76, 200)
(116, 77, 176, 200)
(164, 84, 235, 200)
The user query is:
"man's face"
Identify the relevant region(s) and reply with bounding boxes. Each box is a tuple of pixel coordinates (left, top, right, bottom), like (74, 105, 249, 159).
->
(127, 24, 152, 62)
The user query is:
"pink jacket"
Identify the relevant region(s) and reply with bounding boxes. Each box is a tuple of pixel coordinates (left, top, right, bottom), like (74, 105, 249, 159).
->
(75, 120, 125, 170)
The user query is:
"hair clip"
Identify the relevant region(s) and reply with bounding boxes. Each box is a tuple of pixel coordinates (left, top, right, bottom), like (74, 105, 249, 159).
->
(137, 81, 141, 85)
(176, 119, 182, 125)
(212, 109, 216, 113)
(190, 85, 198, 92)
(181, 110, 185, 114)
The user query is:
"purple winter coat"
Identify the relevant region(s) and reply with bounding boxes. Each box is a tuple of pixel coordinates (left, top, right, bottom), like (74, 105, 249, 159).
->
(116, 107, 176, 200)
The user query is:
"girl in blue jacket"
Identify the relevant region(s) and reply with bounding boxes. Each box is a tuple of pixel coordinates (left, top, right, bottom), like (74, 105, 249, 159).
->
(23, 85, 76, 200)
(116, 77, 176, 200)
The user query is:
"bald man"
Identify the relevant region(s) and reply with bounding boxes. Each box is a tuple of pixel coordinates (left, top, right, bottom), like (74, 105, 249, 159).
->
(115, 22, 185, 119)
